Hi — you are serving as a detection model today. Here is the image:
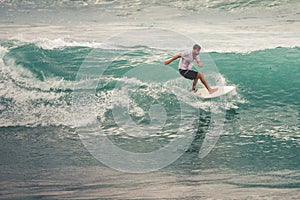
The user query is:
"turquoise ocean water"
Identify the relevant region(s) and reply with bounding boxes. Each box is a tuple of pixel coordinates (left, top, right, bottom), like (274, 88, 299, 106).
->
(0, 0, 299, 199)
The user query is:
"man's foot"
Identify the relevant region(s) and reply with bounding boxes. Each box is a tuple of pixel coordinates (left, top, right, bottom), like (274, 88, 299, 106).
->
(192, 88, 198, 93)
(208, 88, 218, 94)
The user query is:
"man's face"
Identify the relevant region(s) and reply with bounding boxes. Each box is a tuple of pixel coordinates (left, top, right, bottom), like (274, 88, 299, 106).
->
(193, 49, 200, 55)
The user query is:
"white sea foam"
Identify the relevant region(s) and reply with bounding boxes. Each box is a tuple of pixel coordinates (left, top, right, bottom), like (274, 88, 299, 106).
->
(6, 36, 105, 50)
(0, 54, 242, 128)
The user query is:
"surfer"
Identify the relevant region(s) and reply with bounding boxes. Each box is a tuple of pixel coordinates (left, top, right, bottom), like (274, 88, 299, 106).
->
(164, 44, 218, 94)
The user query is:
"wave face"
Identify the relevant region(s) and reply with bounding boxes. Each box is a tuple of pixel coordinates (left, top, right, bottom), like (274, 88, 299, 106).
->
(1, 40, 299, 142)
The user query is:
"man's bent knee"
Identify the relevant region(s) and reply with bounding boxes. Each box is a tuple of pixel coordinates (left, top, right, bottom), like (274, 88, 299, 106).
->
(197, 72, 204, 79)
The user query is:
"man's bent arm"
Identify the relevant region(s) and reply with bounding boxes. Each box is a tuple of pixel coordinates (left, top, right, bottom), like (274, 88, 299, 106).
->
(164, 54, 181, 65)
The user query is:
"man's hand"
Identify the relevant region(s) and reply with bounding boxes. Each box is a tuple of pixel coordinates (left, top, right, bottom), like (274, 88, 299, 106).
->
(164, 60, 171, 65)
(198, 61, 203, 67)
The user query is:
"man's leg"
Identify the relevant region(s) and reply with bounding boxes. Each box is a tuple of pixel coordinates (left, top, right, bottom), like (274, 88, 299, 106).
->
(195, 72, 218, 94)
(192, 78, 198, 91)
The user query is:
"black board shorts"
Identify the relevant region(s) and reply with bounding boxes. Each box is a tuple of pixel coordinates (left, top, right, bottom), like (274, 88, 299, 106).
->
(179, 69, 198, 80)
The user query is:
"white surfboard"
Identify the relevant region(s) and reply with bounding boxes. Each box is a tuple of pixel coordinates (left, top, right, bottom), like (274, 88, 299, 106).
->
(194, 86, 236, 99)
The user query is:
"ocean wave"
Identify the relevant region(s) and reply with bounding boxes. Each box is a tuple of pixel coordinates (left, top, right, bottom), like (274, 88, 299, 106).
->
(1, 0, 298, 10)
(1, 41, 298, 145)
(1, 0, 299, 54)
(2, 36, 299, 54)
(0, 60, 239, 129)
(0, 69, 235, 128)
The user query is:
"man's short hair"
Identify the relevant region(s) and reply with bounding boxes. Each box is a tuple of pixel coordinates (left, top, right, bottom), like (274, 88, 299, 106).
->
(193, 44, 201, 50)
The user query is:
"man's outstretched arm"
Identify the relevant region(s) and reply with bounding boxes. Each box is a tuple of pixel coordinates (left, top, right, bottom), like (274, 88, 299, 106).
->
(164, 54, 181, 65)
